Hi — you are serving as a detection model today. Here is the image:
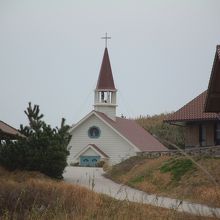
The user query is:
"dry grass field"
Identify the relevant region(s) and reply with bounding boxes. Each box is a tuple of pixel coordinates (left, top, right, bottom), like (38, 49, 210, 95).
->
(105, 156, 220, 208)
(0, 166, 214, 220)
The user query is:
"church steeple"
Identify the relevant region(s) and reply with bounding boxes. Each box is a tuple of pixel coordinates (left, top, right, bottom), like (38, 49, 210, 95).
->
(94, 47, 117, 121)
(96, 48, 116, 90)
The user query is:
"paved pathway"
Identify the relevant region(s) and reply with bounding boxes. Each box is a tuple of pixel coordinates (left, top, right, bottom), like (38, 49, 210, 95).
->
(63, 166, 220, 218)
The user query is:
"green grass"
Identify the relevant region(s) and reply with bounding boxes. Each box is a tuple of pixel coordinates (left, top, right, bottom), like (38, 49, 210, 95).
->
(129, 158, 195, 186)
(130, 175, 145, 184)
(160, 158, 195, 181)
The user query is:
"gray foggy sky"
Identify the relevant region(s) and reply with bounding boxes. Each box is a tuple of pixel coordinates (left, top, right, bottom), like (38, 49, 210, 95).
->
(1, 0, 220, 128)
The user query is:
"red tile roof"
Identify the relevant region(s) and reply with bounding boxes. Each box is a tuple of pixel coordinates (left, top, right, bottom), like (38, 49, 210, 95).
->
(0, 120, 23, 137)
(96, 48, 116, 90)
(88, 144, 109, 158)
(217, 45, 220, 58)
(165, 91, 218, 123)
(205, 45, 220, 112)
(95, 111, 167, 152)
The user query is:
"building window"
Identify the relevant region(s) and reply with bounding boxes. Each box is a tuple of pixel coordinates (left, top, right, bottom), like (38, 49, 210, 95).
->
(199, 124, 206, 147)
(88, 126, 101, 138)
(214, 122, 220, 145)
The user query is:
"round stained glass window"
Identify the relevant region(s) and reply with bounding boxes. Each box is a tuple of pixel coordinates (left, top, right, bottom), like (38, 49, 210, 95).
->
(88, 126, 101, 138)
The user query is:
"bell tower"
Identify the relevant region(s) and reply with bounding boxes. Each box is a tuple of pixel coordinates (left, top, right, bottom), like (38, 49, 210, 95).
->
(94, 47, 117, 121)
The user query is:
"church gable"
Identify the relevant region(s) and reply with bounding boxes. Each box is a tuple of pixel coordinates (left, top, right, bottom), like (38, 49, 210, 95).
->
(81, 147, 99, 157)
(75, 144, 109, 159)
(69, 111, 140, 151)
(68, 112, 137, 165)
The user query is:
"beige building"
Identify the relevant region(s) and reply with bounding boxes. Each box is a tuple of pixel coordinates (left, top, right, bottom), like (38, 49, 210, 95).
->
(166, 45, 220, 148)
(165, 91, 220, 148)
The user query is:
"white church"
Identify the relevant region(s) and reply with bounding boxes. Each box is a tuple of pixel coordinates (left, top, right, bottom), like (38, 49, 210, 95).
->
(68, 46, 167, 166)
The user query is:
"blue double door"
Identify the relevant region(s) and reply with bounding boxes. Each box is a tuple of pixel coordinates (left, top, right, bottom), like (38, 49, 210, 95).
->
(80, 156, 100, 167)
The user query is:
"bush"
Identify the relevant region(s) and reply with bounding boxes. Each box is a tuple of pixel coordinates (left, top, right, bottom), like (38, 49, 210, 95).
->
(0, 103, 71, 179)
(96, 160, 105, 167)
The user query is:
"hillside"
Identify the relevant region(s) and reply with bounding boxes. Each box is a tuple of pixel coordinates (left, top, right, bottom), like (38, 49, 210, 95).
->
(0, 167, 211, 220)
(136, 113, 185, 148)
(105, 156, 220, 208)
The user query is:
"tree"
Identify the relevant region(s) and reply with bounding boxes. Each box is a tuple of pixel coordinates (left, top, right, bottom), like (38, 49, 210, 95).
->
(0, 103, 71, 179)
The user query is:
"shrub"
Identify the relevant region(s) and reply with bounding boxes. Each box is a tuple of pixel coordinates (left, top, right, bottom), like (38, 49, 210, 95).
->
(96, 160, 105, 167)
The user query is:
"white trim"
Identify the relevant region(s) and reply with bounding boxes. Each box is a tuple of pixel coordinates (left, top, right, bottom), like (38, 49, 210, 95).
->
(94, 103, 118, 107)
(69, 110, 140, 152)
(95, 89, 118, 92)
(74, 144, 108, 160)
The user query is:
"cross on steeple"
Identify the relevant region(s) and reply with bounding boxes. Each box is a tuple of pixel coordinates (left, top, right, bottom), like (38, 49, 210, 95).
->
(101, 33, 111, 48)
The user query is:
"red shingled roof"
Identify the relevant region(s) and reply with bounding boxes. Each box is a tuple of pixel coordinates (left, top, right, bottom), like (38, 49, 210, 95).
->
(96, 48, 116, 90)
(165, 91, 218, 123)
(0, 120, 23, 137)
(217, 45, 220, 58)
(205, 45, 220, 112)
(95, 111, 167, 152)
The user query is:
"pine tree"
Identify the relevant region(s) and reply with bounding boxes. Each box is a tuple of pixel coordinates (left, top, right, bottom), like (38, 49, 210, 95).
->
(0, 102, 71, 179)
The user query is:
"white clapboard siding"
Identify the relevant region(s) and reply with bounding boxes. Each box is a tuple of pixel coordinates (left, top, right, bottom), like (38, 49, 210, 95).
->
(68, 114, 137, 165)
(81, 148, 99, 156)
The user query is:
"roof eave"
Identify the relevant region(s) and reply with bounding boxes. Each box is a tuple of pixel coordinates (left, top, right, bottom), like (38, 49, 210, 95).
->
(95, 88, 117, 92)
(165, 118, 218, 124)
